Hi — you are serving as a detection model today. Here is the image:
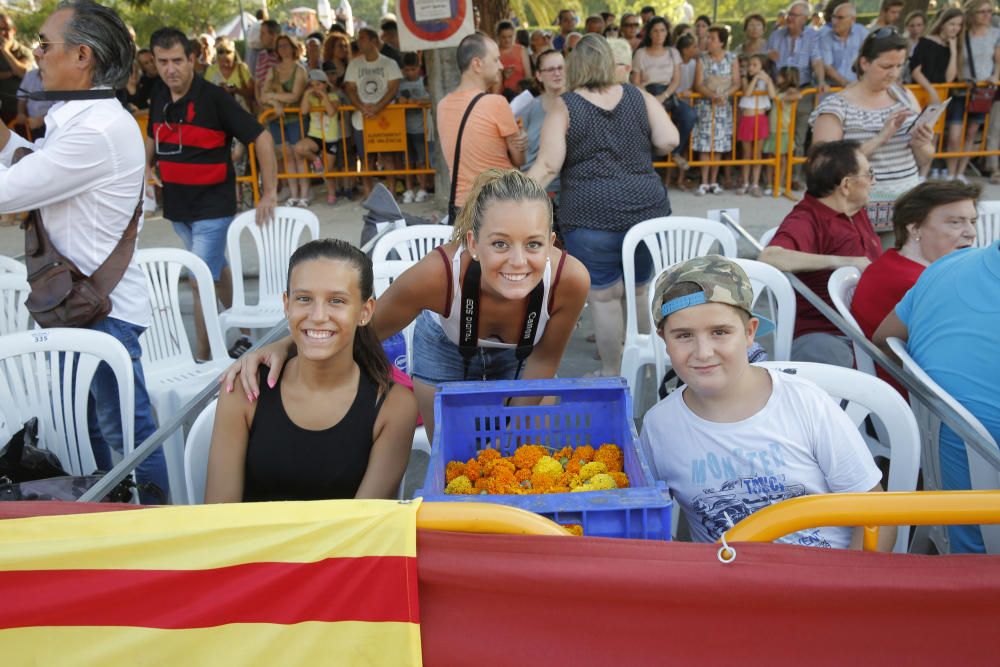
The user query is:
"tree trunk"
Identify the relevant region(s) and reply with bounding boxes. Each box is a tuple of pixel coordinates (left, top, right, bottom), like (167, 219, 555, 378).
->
(475, 0, 509, 37)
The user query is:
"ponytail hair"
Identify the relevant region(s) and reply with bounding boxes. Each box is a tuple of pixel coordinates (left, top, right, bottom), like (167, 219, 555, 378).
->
(286, 239, 392, 392)
(451, 168, 554, 245)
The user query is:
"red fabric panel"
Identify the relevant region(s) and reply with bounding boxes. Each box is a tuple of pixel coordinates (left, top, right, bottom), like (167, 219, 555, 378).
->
(0, 556, 418, 629)
(159, 161, 227, 185)
(0, 501, 143, 519)
(152, 123, 227, 149)
(417, 530, 1000, 667)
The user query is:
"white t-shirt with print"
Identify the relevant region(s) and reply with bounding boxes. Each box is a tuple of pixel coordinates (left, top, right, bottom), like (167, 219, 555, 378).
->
(344, 53, 402, 131)
(640, 367, 881, 549)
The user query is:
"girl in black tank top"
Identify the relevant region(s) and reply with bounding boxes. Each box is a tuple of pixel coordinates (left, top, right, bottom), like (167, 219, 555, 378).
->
(205, 240, 417, 503)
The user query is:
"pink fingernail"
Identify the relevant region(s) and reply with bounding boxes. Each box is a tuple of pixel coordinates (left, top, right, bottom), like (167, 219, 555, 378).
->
(268, 378, 276, 388)
(226, 384, 232, 393)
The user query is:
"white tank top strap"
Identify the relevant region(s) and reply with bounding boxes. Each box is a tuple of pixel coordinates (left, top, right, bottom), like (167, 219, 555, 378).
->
(434, 245, 553, 349)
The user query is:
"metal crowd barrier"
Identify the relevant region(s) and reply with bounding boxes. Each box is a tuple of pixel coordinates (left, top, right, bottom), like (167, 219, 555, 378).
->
(720, 210, 1000, 475)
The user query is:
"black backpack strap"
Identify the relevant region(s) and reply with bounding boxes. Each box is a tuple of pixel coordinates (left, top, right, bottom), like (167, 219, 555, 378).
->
(448, 92, 488, 222)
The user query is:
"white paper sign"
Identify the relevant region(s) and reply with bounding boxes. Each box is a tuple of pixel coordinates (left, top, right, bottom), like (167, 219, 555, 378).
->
(509, 90, 534, 118)
(414, 0, 451, 21)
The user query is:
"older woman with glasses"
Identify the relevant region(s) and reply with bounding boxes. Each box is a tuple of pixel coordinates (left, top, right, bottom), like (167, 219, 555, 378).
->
(205, 37, 254, 112)
(810, 28, 934, 238)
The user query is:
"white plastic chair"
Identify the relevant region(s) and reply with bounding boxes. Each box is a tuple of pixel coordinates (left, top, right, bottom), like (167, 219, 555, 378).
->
(827, 266, 877, 376)
(887, 337, 1000, 554)
(976, 200, 1000, 248)
(219, 207, 319, 336)
(649, 258, 797, 391)
(0, 255, 26, 276)
(759, 226, 778, 248)
(757, 361, 921, 554)
(136, 248, 231, 504)
(0, 273, 31, 335)
(0, 328, 135, 477)
(184, 398, 217, 505)
(622, 217, 738, 414)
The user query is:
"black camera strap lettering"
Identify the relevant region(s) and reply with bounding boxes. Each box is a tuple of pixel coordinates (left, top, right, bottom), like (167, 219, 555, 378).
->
(458, 257, 544, 380)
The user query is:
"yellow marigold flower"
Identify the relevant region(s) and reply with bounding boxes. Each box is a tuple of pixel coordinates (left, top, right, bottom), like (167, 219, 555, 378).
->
(444, 475, 473, 495)
(610, 471, 630, 489)
(586, 473, 617, 490)
(477, 448, 501, 465)
(530, 472, 556, 492)
(511, 444, 547, 470)
(562, 524, 584, 536)
(532, 455, 564, 478)
(593, 444, 624, 473)
(464, 459, 481, 483)
(573, 445, 595, 463)
(579, 461, 608, 481)
(445, 461, 466, 483)
(567, 474, 584, 490)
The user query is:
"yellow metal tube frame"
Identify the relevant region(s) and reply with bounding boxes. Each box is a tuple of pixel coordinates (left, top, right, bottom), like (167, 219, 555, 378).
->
(416, 501, 571, 536)
(721, 490, 1000, 551)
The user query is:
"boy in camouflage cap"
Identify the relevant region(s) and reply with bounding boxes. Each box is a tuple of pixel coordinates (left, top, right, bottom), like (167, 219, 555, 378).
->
(640, 255, 891, 550)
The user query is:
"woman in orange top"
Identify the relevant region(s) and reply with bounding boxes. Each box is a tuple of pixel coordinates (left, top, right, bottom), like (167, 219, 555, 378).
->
(498, 20, 532, 99)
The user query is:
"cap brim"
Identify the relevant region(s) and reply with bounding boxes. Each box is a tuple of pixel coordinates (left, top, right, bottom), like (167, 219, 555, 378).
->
(751, 312, 775, 339)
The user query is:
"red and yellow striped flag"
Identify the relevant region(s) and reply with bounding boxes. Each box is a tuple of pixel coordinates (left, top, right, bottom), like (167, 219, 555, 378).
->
(0, 499, 422, 665)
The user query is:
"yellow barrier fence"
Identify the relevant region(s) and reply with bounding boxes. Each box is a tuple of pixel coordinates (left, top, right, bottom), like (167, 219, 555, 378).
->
(721, 490, 1000, 554)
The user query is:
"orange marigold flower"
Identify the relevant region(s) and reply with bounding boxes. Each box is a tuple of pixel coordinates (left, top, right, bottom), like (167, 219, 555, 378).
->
(594, 444, 624, 473)
(515, 468, 532, 483)
(554, 446, 574, 462)
(530, 472, 556, 492)
(557, 471, 576, 487)
(445, 461, 466, 483)
(464, 459, 482, 484)
(511, 444, 547, 470)
(561, 524, 584, 536)
(474, 477, 491, 492)
(477, 448, 501, 465)
(565, 459, 583, 475)
(573, 445, 595, 463)
(488, 466, 517, 488)
(550, 485, 571, 494)
(610, 471, 630, 488)
(485, 458, 516, 476)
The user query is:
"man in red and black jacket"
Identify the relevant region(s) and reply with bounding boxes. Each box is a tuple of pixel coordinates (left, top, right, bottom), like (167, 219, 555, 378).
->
(146, 27, 277, 361)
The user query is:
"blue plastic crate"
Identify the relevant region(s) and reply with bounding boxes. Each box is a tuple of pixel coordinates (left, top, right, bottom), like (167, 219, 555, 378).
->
(417, 377, 672, 540)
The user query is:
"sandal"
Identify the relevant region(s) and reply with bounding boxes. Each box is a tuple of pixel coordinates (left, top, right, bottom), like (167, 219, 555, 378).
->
(694, 183, 710, 197)
(708, 183, 724, 195)
(327, 191, 337, 205)
(227, 336, 252, 359)
(749, 185, 763, 198)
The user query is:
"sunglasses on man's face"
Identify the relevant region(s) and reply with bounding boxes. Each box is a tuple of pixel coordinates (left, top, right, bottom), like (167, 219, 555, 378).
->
(216, 49, 231, 54)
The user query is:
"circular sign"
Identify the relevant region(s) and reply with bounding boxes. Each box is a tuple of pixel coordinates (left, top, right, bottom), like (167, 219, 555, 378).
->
(399, 0, 467, 42)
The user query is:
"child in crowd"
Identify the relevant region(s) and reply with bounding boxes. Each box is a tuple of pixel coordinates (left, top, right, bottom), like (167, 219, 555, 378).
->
(292, 69, 343, 206)
(398, 52, 431, 203)
(640, 255, 894, 550)
(761, 66, 800, 196)
(737, 54, 775, 197)
(206, 239, 417, 502)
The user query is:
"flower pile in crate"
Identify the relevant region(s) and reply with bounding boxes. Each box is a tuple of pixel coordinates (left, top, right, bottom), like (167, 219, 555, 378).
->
(443, 444, 629, 495)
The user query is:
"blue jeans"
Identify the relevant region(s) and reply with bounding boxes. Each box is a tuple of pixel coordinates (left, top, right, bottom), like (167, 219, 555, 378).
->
(87, 317, 170, 503)
(670, 99, 697, 158)
(411, 310, 520, 384)
(170, 215, 233, 281)
(562, 227, 655, 291)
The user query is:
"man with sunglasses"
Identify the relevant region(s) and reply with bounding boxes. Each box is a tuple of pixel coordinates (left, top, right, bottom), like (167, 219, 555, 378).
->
(146, 27, 277, 362)
(0, 0, 170, 501)
(620, 13, 642, 51)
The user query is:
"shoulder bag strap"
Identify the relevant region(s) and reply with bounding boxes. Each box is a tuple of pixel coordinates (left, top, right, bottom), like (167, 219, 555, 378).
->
(966, 30, 977, 82)
(86, 194, 143, 298)
(447, 92, 488, 222)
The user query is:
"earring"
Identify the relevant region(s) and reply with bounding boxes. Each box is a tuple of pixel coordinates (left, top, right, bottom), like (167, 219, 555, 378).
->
(471, 253, 478, 260)
(914, 235, 921, 242)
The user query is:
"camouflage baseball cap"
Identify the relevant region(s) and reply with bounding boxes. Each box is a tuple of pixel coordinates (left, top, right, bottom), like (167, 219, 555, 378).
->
(651, 255, 775, 336)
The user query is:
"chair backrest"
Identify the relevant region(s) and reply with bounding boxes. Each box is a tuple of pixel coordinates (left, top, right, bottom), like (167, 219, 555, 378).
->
(976, 200, 1000, 248)
(0, 255, 26, 277)
(0, 328, 135, 475)
(0, 273, 31, 335)
(228, 207, 320, 310)
(650, 259, 797, 383)
(135, 248, 228, 368)
(756, 361, 920, 553)
(759, 226, 778, 248)
(887, 337, 1000, 553)
(184, 399, 218, 504)
(827, 266, 876, 376)
(623, 217, 738, 347)
(371, 224, 453, 264)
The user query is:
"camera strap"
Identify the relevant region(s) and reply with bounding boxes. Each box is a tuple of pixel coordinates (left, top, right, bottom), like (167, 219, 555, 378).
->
(458, 258, 544, 380)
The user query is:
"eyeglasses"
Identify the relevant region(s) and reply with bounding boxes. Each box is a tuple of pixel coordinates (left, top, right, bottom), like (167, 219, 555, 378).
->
(33, 35, 66, 54)
(216, 49, 231, 54)
(538, 65, 564, 73)
(852, 167, 876, 183)
(154, 103, 184, 156)
(975, 9, 994, 14)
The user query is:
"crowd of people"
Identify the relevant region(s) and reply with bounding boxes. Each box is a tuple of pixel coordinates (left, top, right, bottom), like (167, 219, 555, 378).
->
(1, 0, 998, 555)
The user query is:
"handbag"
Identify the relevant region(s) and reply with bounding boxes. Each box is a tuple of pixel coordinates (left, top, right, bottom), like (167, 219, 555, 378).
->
(14, 148, 142, 328)
(645, 83, 678, 111)
(965, 31, 997, 114)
